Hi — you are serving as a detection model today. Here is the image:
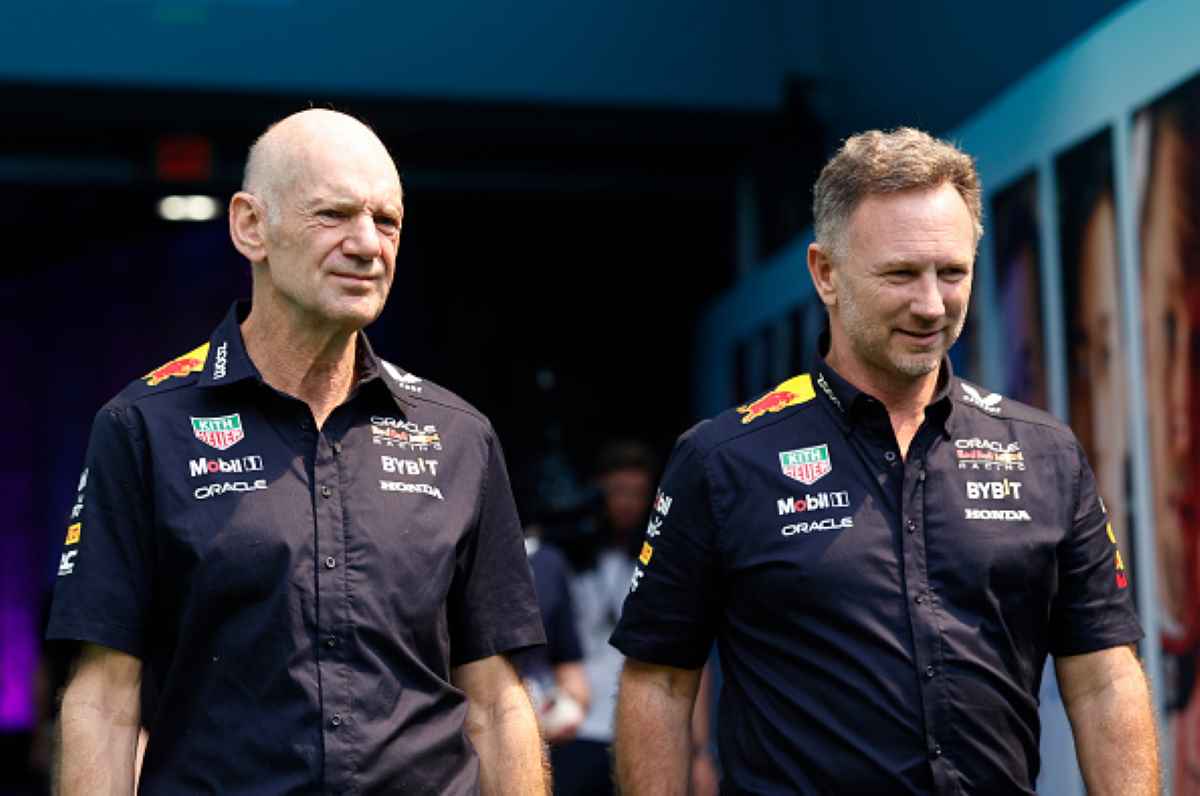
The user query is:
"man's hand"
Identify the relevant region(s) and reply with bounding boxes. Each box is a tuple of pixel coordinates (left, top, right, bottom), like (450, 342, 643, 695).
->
(1056, 645, 1159, 795)
(452, 654, 547, 795)
(57, 643, 142, 795)
(614, 658, 703, 796)
(542, 661, 589, 744)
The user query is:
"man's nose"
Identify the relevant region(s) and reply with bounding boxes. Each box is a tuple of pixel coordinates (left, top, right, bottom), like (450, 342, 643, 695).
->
(910, 271, 945, 319)
(342, 213, 383, 262)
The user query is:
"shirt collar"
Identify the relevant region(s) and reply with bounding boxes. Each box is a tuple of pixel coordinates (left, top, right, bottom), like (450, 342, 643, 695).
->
(197, 302, 406, 411)
(811, 326, 956, 434)
(354, 330, 421, 411)
(196, 301, 260, 388)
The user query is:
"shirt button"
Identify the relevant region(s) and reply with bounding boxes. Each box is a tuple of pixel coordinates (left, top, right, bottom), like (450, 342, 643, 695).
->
(330, 714, 342, 728)
(321, 485, 332, 498)
(918, 469, 926, 482)
(325, 556, 337, 569)
(925, 665, 936, 679)
(915, 594, 925, 605)
(325, 636, 337, 648)
(906, 519, 916, 533)
(885, 451, 897, 462)
(333, 442, 343, 455)
(931, 744, 942, 758)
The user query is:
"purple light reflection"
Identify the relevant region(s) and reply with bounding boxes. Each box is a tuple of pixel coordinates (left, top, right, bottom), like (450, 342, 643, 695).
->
(0, 471, 36, 729)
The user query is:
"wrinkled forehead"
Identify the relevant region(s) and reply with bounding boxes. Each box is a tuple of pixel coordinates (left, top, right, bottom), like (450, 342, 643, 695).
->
(286, 136, 403, 209)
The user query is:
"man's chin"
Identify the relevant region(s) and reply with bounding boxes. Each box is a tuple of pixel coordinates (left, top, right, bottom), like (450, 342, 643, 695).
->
(321, 297, 385, 329)
(892, 354, 941, 378)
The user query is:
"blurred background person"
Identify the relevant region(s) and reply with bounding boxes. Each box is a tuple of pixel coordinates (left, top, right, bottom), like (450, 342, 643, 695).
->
(512, 523, 591, 746)
(552, 440, 658, 796)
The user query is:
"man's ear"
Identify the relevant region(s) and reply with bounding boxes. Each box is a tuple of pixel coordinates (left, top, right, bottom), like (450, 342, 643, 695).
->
(807, 242, 838, 308)
(229, 192, 269, 264)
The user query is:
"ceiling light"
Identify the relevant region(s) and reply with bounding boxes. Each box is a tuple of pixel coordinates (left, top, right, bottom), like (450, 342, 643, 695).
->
(157, 195, 220, 222)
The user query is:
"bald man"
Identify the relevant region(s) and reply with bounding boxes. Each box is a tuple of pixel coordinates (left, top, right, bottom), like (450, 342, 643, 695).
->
(47, 110, 548, 795)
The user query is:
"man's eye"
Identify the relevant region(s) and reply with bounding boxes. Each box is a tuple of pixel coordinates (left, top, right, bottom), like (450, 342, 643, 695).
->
(940, 268, 967, 281)
(376, 217, 400, 231)
(317, 209, 345, 220)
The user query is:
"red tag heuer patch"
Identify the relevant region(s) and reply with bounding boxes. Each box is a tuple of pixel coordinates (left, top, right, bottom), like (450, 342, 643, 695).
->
(191, 414, 245, 451)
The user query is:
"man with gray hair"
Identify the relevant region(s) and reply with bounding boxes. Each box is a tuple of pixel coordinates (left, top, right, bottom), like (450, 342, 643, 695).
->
(610, 127, 1158, 793)
(47, 109, 548, 794)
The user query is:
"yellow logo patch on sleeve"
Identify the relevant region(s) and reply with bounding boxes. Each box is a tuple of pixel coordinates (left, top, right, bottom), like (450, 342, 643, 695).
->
(144, 342, 210, 386)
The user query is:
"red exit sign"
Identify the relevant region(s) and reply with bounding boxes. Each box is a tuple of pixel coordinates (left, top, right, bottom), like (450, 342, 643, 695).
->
(156, 136, 212, 182)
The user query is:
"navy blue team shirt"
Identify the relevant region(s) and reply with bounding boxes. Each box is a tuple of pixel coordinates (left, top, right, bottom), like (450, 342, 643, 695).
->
(610, 344, 1141, 795)
(48, 302, 545, 794)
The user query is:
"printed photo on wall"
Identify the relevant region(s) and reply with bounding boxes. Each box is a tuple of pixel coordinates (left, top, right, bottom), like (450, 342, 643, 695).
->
(1055, 128, 1133, 567)
(989, 172, 1046, 408)
(1134, 71, 1200, 795)
(949, 300, 980, 384)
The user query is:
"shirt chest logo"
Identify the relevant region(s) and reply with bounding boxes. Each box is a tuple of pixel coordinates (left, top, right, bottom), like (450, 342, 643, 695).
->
(954, 438, 1025, 471)
(191, 414, 245, 451)
(779, 444, 832, 485)
(370, 416, 442, 451)
(777, 490, 849, 515)
(966, 479, 1022, 500)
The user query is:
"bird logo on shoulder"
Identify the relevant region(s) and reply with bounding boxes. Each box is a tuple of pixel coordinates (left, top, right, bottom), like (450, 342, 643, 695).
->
(382, 361, 423, 394)
(961, 383, 1002, 415)
(737, 375, 815, 424)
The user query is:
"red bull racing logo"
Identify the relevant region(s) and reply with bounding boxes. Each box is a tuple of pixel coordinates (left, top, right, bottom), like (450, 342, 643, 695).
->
(144, 342, 210, 386)
(737, 374, 815, 424)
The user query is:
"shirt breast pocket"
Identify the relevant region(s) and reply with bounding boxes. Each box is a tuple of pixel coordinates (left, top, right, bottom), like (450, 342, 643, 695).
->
(925, 470, 1059, 610)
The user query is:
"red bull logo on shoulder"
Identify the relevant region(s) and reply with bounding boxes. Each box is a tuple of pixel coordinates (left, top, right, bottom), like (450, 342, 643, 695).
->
(737, 374, 815, 424)
(144, 342, 210, 386)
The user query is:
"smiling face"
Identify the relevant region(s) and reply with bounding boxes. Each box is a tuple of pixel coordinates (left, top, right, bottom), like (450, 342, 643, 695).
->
(241, 113, 404, 335)
(814, 182, 975, 393)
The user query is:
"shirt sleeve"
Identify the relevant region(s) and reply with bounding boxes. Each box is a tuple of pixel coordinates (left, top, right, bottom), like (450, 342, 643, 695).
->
(46, 403, 154, 658)
(609, 431, 720, 669)
(1048, 439, 1144, 656)
(448, 429, 546, 667)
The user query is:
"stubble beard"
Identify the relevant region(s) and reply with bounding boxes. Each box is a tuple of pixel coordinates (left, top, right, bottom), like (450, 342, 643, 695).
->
(836, 278, 963, 380)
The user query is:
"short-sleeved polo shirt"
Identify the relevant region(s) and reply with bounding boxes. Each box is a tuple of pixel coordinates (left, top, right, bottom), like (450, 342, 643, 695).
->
(47, 302, 545, 795)
(610, 353, 1141, 795)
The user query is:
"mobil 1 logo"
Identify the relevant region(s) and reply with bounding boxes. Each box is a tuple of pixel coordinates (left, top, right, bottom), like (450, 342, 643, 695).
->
(189, 455, 264, 478)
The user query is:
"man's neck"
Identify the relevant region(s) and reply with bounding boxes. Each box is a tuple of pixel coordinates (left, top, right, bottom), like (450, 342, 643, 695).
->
(240, 303, 359, 429)
(824, 344, 940, 459)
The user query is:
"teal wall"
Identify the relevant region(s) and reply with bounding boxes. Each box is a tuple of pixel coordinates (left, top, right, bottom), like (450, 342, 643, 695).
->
(0, 1, 786, 109)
